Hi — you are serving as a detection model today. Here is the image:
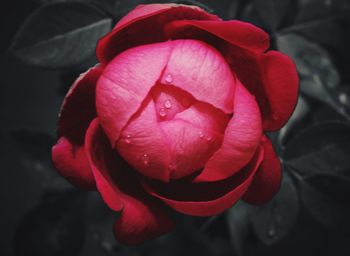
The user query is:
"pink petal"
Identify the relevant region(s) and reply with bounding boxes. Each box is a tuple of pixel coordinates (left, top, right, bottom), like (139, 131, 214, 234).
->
(116, 96, 172, 182)
(96, 41, 173, 145)
(85, 119, 174, 244)
(194, 81, 262, 182)
(97, 4, 218, 64)
(58, 66, 102, 145)
(259, 51, 299, 131)
(243, 136, 282, 205)
(164, 20, 270, 54)
(160, 39, 235, 113)
(52, 136, 95, 190)
(142, 146, 264, 216)
(157, 101, 230, 179)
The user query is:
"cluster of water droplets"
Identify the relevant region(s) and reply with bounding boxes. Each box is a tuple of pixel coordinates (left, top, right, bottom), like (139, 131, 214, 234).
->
(198, 130, 213, 141)
(158, 98, 172, 117)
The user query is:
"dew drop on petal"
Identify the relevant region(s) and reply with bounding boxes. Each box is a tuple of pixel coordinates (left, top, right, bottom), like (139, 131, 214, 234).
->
(165, 74, 173, 84)
(206, 135, 212, 142)
(142, 154, 149, 165)
(198, 131, 204, 139)
(124, 134, 131, 144)
(159, 108, 167, 117)
(164, 99, 172, 109)
(169, 163, 176, 171)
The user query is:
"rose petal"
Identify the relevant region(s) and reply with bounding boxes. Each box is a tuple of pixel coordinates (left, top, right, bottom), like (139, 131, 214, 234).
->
(157, 101, 230, 179)
(194, 81, 262, 182)
(85, 119, 174, 244)
(142, 146, 264, 216)
(116, 96, 172, 182)
(85, 118, 124, 211)
(96, 41, 173, 145)
(164, 20, 270, 54)
(58, 66, 102, 145)
(243, 136, 282, 205)
(113, 195, 174, 245)
(97, 4, 218, 64)
(160, 39, 235, 113)
(52, 136, 95, 190)
(259, 51, 299, 131)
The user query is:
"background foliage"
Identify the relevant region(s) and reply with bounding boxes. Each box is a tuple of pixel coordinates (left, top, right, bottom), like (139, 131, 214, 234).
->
(1, 0, 350, 255)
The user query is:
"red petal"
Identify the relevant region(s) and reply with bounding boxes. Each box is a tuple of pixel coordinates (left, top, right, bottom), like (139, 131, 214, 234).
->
(52, 137, 95, 190)
(85, 119, 124, 211)
(58, 66, 102, 145)
(160, 39, 235, 113)
(97, 4, 218, 64)
(113, 195, 174, 245)
(260, 51, 299, 130)
(142, 147, 264, 216)
(164, 20, 270, 54)
(96, 41, 173, 145)
(243, 136, 282, 205)
(194, 81, 262, 182)
(85, 119, 174, 244)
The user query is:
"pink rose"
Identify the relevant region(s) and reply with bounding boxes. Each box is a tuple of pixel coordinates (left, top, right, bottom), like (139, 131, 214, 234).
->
(52, 3, 299, 244)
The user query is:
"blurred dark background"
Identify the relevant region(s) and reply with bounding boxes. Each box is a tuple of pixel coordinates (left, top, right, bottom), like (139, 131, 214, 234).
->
(1, 0, 350, 255)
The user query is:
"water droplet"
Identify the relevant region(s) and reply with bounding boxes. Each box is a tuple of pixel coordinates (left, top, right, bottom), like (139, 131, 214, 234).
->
(159, 108, 167, 117)
(339, 93, 348, 104)
(267, 227, 275, 237)
(165, 74, 173, 84)
(164, 99, 172, 109)
(206, 135, 212, 142)
(142, 154, 149, 165)
(169, 163, 176, 171)
(198, 131, 204, 139)
(124, 134, 131, 144)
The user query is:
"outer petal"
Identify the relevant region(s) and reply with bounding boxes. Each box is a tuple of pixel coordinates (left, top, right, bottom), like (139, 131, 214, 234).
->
(58, 66, 102, 145)
(259, 51, 299, 131)
(194, 81, 262, 182)
(142, 147, 264, 216)
(164, 20, 270, 54)
(159, 40, 235, 113)
(96, 41, 173, 145)
(52, 137, 95, 190)
(97, 4, 218, 64)
(85, 119, 174, 244)
(243, 136, 282, 205)
(53, 66, 102, 190)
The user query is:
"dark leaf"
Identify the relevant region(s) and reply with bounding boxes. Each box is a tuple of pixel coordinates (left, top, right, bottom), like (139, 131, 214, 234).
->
(14, 190, 86, 256)
(10, 2, 112, 68)
(283, 121, 350, 177)
(276, 33, 350, 119)
(253, 0, 297, 30)
(226, 201, 253, 256)
(250, 171, 299, 245)
(11, 130, 54, 161)
(278, 95, 311, 147)
(300, 174, 350, 233)
(11, 129, 72, 191)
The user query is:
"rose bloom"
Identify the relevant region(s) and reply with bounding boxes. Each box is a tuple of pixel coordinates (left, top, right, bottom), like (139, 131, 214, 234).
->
(52, 4, 298, 244)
